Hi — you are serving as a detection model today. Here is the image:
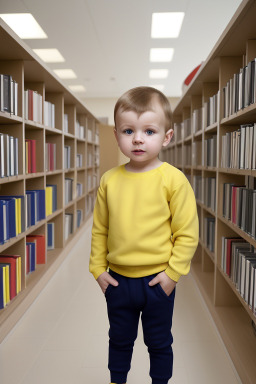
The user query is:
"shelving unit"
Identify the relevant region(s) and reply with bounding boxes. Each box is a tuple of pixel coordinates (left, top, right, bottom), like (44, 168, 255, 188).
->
(162, 1, 256, 382)
(0, 20, 100, 342)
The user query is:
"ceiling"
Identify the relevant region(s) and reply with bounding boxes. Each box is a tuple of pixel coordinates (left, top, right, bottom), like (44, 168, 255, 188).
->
(0, 0, 243, 98)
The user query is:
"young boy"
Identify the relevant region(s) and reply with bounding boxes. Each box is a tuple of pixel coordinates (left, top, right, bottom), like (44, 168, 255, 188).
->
(89, 86, 199, 384)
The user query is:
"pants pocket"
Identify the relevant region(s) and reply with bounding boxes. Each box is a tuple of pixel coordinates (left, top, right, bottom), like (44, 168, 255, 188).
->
(157, 283, 175, 301)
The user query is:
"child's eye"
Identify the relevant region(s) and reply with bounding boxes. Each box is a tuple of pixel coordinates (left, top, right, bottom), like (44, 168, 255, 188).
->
(124, 129, 133, 135)
(146, 129, 154, 135)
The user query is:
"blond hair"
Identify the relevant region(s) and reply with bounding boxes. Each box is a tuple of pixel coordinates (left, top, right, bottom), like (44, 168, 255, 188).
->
(114, 86, 172, 132)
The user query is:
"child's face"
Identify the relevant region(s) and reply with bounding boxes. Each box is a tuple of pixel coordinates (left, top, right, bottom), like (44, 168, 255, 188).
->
(114, 99, 173, 168)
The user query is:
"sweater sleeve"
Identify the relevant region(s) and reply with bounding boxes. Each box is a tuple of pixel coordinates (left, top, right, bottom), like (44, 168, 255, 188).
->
(165, 180, 199, 282)
(89, 178, 109, 280)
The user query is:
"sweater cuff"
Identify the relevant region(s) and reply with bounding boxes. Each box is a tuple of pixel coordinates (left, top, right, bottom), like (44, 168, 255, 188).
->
(90, 267, 108, 280)
(164, 266, 181, 282)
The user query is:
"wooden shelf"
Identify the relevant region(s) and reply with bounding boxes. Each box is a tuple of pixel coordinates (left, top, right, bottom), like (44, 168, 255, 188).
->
(0, 19, 100, 342)
(161, 1, 256, 382)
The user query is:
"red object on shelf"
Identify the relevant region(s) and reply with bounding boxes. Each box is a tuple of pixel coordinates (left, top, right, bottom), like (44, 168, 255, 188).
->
(182, 63, 202, 93)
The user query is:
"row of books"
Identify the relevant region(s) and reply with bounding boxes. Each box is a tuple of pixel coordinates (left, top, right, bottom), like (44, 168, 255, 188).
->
(76, 154, 83, 168)
(63, 114, 69, 133)
(77, 209, 83, 228)
(204, 217, 215, 252)
(192, 141, 202, 166)
(0, 133, 19, 177)
(221, 123, 256, 170)
(25, 139, 36, 173)
(204, 135, 217, 167)
(24, 89, 43, 124)
(64, 209, 84, 240)
(222, 58, 256, 118)
(192, 107, 203, 133)
(65, 178, 73, 205)
(87, 173, 97, 191)
(75, 121, 85, 139)
(0, 254, 21, 309)
(204, 91, 219, 127)
(223, 183, 256, 239)
(193, 176, 216, 211)
(184, 144, 192, 166)
(45, 142, 57, 172)
(77, 183, 83, 198)
(65, 213, 73, 240)
(0, 187, 57, 244)
(0, 74, 18, 116)
(44, 101, 55, 128)
(221, 237, 256, 315)
(64, 145, 71, 169)
(26, 234, 46, 275)
(87, 127, 93, 142)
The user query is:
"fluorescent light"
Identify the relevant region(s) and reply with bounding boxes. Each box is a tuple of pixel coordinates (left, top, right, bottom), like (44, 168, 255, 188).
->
(149, 84, 165, 92)
(150, 48, 174, 62)
(149, 69, 169, 79)
(0, 13, 47, 39)
(151, 12, 184, 38)
(69, 85, 86, 92)
(33, 49, 65, 63)
(53, 69, 77, 79)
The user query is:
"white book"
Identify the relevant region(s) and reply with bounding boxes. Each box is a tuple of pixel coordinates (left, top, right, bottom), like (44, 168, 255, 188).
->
(0, 133, 4, 177)
(9, 136, 14, 176)
(2, 134, 9, 177)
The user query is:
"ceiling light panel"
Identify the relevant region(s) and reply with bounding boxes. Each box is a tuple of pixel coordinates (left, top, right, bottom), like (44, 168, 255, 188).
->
(150, 48, 174, 62)
(53, 69, 77, 79)
(0, 13, 47, 39)
(33, 49, 65, 63)
(69, 85, 86, 92)
(149, 69, 169, 79)
(151, 12, 185, 38)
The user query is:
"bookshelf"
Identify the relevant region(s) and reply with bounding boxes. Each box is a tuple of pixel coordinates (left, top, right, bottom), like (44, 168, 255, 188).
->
(0, 20, 100, 341)
(161, 1, 256, 382)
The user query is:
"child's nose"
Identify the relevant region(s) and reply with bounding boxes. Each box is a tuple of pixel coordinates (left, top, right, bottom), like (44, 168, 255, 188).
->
(133, 133, 144, 144)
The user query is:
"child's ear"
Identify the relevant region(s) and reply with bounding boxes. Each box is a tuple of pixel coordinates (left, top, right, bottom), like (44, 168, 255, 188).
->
(113, 127, 118, 140)
(162, 129, 174, 147)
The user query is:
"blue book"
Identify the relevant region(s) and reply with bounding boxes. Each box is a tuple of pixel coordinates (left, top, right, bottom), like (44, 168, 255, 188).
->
(47, 222, 54, 250)
(26, 242, 36, 272)
(26, 191, 37, 225)
(0, 195, 26, 234)
(26, 189, 46, 223)
(0, 197, 16, 238)
(0, 200, 5, 244)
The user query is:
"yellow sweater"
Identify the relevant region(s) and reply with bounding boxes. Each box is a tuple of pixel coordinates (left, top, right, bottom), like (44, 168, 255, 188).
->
(89, 162, 199, 282)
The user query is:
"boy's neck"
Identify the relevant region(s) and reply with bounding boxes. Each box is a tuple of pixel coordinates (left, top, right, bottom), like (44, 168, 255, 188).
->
(125, 158, 163, 173)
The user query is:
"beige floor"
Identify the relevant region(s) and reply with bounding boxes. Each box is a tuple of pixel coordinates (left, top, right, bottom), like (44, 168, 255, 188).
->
(0, 222, 241, 384)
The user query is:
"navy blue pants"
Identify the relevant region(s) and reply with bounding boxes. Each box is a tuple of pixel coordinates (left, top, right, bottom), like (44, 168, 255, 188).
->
(105, 270, 175, 384)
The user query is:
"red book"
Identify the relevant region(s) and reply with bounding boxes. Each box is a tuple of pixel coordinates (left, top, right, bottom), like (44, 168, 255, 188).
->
(0, 256, 17, 300)
(30, 139, 36, 173)
(25, 139, 31, 173)
(28, 89, 33, 121)
(26, 235, 46, 264)
(226, 238, 241, 276)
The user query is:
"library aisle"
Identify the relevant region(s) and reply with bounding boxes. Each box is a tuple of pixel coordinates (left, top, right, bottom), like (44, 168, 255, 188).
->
(0, 220, 241, 384)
